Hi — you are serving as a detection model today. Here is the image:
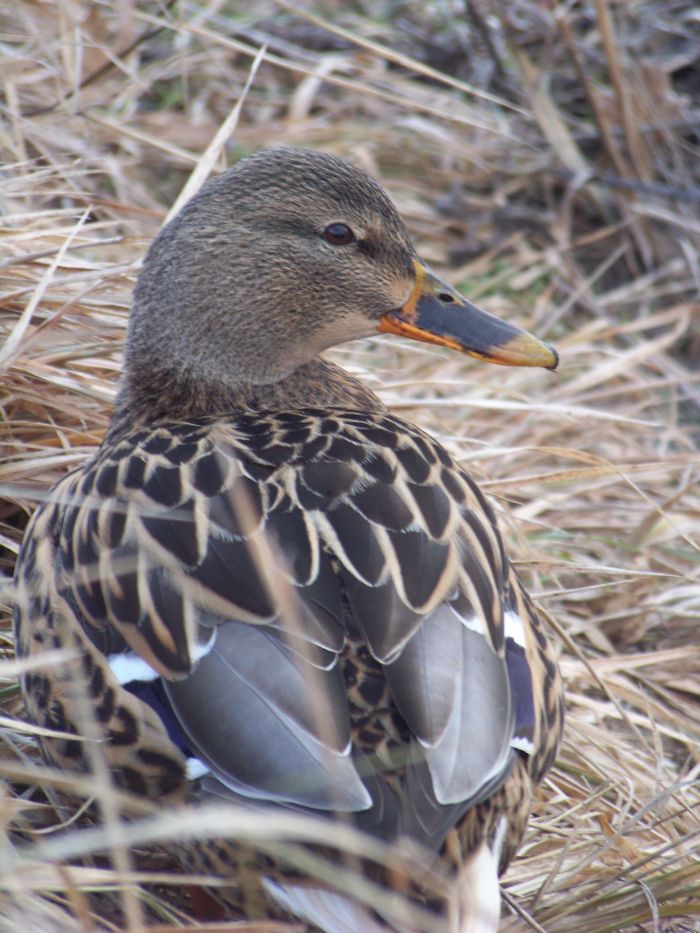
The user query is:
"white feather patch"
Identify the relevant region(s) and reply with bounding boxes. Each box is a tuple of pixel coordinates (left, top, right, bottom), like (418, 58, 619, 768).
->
(186, 757, 210, 781)
(107, 652, 159, 685)
(108, 631, 214, 686)
(504, 609, 527, 648)
(454, 837, 501, 933)
(192, 629, 216, 662)
(511, 735, 535, 755)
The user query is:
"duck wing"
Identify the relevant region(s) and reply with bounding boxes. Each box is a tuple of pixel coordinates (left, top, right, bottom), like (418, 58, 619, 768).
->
(43, 409, 538, 847)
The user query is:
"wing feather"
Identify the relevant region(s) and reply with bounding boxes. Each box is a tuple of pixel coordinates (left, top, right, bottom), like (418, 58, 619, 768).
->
(165, 622, 371, 811)
(44, 410, 542, 844)
(384, 604, 513, 805)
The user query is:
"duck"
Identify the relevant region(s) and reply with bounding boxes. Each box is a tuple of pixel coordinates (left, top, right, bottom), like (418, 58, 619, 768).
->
(13, 147, 563, 932)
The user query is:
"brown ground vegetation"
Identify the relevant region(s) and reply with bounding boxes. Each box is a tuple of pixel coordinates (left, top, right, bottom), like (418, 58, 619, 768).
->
(0, 1, 698, 930)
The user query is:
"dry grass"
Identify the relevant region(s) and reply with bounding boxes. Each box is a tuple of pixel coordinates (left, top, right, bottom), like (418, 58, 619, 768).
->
(1, 1, 699, 930)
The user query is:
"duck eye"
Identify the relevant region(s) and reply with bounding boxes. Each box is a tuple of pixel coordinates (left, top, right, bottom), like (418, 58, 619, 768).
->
(322, 223, 355, 246)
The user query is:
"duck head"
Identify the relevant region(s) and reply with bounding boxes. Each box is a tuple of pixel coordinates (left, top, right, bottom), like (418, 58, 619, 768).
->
(124, 147, 556, 408)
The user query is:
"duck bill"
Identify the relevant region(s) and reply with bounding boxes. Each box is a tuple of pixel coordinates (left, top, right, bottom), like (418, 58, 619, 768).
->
(379, 260, 558, 369)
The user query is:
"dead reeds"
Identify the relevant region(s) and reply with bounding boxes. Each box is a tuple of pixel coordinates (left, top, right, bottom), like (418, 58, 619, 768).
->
(1, 1, 698, 930)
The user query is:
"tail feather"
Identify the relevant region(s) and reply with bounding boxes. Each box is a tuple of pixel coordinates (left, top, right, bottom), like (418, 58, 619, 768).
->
(264, 819, 506, 933)
(452, 819, 506, 933)
(263, 878, 413, 932)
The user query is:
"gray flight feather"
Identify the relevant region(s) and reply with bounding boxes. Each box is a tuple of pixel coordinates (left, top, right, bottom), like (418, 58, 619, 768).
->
(384, 603, 514, 805)
(165, 621, 371, 810)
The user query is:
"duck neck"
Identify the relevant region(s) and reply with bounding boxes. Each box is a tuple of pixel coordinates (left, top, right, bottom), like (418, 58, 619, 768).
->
(106, 356, 384, 443)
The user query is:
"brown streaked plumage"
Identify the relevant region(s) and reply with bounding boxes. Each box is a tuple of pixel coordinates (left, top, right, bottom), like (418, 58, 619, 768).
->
(13, 147, 563, 931)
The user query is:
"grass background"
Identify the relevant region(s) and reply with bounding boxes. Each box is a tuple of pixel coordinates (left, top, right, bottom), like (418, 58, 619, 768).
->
(0, 1, 699, 930)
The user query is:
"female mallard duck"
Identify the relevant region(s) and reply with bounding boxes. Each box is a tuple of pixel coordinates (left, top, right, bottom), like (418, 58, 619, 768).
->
(14, 148, 563, 931)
